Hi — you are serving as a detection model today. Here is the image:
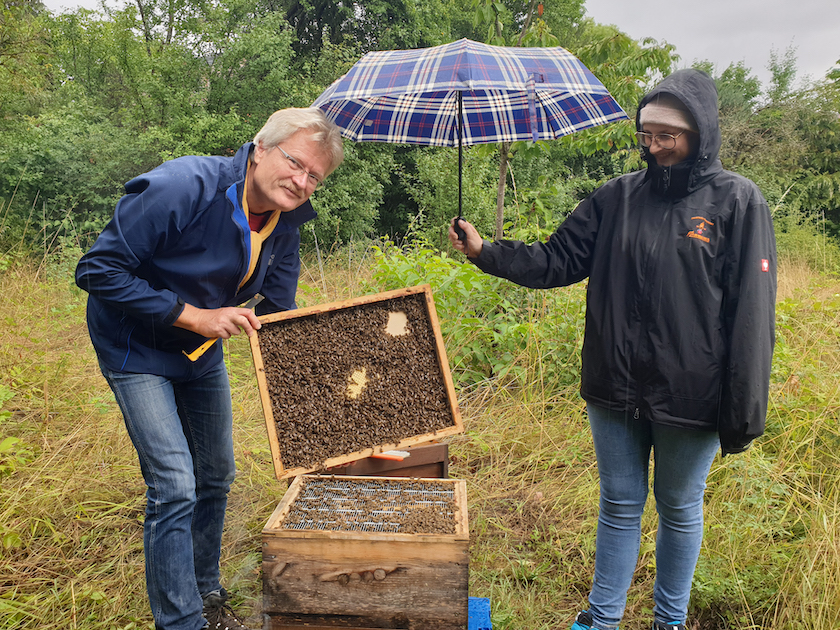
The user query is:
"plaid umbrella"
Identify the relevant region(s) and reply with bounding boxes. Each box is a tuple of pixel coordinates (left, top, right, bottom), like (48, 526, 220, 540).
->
(312, 38, 627, 225)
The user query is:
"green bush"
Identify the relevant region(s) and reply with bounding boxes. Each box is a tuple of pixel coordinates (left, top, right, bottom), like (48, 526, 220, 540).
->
(370, 240, 586, 388)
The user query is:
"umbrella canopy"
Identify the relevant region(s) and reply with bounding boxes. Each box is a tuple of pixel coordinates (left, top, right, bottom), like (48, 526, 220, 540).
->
(312, 38, 628, 147)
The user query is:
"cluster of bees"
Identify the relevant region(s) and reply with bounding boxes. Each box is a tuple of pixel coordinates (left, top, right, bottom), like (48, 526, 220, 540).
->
(282, 477, 457, 535)
(258, 294, 454, 469)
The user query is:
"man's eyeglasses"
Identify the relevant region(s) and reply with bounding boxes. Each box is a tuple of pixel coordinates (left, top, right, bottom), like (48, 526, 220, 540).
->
(276, 146, 324, 190)
(635, 131, 685, 150)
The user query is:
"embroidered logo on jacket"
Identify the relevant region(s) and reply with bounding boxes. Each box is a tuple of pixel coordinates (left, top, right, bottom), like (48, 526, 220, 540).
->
(687, 216, 714, 243)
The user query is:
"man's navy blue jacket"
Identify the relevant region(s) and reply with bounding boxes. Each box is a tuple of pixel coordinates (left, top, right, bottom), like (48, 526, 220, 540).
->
(76, 142, 316, 378)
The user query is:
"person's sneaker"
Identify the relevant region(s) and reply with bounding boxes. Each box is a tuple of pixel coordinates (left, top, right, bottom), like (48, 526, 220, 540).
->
(202, 589, 251, 630)
(571, 611, 594, 630)
(653, 622, 687, 630)
(570, 611, 619, 630)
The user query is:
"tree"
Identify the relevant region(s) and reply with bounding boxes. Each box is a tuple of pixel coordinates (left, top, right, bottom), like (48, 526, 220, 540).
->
(828, 58, 840, 84)
(716, 61, 762, 113)
(50, 7, 204, 128)
(0, 0, 52, 123)
(467, 0, 585, 48)
(275, 0, 452, 59)
(691, 60, 767, 170)
(304, 142, 397, 244)
(204, 15, 300, 120)
(792, 75, 840, 233)
(765, 45, 798, 104)
(697, 51, 840, 239)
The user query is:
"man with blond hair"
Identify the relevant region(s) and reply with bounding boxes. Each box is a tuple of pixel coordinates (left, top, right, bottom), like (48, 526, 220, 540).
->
(77, 108, 344, 630)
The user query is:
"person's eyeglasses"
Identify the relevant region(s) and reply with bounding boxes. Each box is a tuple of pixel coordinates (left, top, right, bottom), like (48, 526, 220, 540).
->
(276, 146, 324, 190)
(635, 131, 685, 150)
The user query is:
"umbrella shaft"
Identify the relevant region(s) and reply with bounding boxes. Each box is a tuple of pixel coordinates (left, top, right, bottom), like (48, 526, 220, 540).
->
(458, 91, 463, 219)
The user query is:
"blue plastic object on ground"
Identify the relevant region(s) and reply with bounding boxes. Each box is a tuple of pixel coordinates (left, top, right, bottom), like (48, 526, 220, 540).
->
(468, 597, 492, 630)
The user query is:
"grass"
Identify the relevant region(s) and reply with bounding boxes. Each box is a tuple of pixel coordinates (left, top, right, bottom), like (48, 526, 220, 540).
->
(2, 245, 840, 629)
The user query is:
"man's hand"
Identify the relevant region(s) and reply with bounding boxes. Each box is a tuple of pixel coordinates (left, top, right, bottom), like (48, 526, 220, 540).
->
(448, 217, 484, 259)
(174, 303, 262, 339)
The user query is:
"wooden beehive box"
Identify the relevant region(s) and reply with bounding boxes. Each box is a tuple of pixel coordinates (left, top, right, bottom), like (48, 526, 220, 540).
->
(250, 285, 464, 480)
(251, 285, 470, 628)
(262, 475, 469, 629)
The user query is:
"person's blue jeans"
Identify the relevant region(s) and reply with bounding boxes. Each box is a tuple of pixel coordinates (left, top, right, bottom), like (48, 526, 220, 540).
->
(584, 404, 720, 630)
(100, 360, 236, 630)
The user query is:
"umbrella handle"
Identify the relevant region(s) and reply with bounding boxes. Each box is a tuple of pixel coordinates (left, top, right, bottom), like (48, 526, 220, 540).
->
(454, 216, 466, 242)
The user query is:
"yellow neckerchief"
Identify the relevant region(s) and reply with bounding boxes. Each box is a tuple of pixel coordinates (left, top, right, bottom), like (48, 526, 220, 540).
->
(239, 158, 281, 289)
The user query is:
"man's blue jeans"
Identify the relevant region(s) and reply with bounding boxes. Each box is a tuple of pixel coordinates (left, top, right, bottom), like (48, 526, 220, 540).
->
(100, 360, 235, 630)
(585, 404, 719, 630)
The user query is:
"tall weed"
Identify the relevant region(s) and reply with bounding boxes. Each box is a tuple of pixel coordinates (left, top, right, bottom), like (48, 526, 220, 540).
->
(774, 206, 840, 275)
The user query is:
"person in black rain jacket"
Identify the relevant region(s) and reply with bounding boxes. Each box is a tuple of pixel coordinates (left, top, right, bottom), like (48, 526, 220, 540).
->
(448, 69, 776, 630)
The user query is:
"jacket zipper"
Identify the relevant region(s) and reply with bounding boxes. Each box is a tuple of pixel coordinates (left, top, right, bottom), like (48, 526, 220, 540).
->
(632, 199, 673, 418)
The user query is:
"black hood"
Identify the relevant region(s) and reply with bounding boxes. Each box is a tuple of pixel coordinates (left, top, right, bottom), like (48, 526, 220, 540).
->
(636, 69, 723, 196)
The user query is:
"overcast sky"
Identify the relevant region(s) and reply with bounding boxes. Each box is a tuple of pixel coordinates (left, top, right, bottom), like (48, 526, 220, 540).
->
(584, 0, 840, 89)
(42, 0, 839, 90)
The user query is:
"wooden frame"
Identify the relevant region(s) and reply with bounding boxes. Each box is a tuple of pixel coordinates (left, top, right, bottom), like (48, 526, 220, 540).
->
(250, 285, 463, 480)
(263, 475, 469, 537)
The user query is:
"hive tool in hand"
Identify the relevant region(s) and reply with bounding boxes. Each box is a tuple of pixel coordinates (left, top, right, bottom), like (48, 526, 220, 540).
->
(183, 294, 265, 362)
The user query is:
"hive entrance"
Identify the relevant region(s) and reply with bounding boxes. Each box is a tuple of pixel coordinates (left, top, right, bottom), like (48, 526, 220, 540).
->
(282, 477, 456, 534)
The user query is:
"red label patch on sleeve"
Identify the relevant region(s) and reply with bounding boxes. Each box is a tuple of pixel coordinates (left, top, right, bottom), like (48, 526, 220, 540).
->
(761, 259, 770, 272)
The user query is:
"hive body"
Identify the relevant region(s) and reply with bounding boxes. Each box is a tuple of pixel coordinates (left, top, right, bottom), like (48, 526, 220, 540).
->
(262, 476, 469, 629)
